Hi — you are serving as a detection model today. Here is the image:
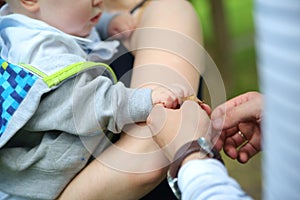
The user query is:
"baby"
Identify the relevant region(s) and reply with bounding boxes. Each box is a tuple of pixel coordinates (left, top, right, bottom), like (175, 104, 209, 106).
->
(0, 0, 190, 199)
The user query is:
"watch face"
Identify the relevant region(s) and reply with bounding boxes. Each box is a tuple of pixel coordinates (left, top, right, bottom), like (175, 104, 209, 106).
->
(197, 137, 213, 157)
(167, 171, 181, 199)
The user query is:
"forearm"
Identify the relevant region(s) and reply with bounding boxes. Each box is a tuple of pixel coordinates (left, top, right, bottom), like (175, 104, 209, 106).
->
(59, 161, 165, 200)
(59, 133, 168, 200)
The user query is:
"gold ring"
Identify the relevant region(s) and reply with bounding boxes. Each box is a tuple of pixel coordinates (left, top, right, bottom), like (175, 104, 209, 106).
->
(237, 131, 247, 141)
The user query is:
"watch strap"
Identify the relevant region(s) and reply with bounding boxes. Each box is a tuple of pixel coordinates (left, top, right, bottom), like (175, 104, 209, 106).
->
(169, 138, 224, 179)
(169, 140, 204, 179)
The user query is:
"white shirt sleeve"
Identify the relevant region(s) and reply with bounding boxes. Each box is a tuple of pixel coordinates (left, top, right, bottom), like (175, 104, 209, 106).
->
(178, 159, 253, 200)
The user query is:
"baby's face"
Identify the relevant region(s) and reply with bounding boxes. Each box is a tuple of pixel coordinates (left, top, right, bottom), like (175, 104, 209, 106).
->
(38, 0, 103, 37)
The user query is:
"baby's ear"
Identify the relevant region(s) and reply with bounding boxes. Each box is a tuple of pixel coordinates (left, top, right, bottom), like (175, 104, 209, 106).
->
(20, 0, 39, 13)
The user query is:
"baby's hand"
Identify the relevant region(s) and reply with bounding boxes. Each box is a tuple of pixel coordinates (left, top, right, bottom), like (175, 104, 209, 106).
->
(108, 12, 136, 39)
(151, 85, 192, 109)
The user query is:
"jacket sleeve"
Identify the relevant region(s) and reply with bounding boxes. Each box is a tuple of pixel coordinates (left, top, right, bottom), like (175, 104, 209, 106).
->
(24, 68, 153, 136)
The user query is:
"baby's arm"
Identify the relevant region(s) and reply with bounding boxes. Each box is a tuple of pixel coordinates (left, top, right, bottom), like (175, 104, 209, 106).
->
(24, 71, 153, 135)
(24, 74, 190, 137)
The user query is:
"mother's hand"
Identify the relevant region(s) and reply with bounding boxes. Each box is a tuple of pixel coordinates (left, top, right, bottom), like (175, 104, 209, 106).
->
(147, 100, 212, 161)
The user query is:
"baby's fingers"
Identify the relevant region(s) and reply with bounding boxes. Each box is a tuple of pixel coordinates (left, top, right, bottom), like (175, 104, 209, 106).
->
(163, 93, 180, 108)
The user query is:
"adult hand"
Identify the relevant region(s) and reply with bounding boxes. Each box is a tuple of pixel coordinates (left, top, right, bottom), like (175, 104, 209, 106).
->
(147, 100, 212, 161)
(211, 92, 263, 163)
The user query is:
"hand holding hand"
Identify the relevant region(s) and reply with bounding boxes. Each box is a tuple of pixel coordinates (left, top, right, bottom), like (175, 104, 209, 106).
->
(211, 92, 263, 163)
(108, 12, 136, 39)
(147, 100, 212, 161)
(151, 84, 192, 109)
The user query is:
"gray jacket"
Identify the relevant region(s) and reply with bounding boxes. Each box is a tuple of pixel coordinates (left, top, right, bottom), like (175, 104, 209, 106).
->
(0, 7, 152, 200)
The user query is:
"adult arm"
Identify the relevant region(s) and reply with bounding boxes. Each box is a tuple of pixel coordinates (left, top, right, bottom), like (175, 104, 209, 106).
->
(60, 1, 204, 199)
(128, 0, 203, 93)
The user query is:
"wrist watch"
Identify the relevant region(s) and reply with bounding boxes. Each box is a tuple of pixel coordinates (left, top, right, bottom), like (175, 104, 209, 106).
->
(167, 137, 224, 199)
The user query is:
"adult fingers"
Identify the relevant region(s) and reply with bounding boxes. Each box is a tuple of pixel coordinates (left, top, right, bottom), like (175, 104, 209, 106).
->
(223, 131, 247, 159)
(212, 98, 262, 131)
(222, 125, 261, 163)
(237, 127, 262, 163)
(237, 142, 260, 163)
(211, 126, 238, 151)
(211, 92, 261, 119)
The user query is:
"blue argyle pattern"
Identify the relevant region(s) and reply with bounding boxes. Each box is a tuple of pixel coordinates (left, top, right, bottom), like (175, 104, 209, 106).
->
(0, 58, 38, 137)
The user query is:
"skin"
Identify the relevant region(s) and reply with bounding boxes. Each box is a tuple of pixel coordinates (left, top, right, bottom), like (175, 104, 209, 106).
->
(148, 92, 263, 183)
(60, 0, 203, 199)
(5, 0, 203, 199)
(103, 0, 141, 12)
(8, 0, 104, 37)
(211, 91, 263, 163)
(147, 101, 212, 161)
(8, 0, 188, 109)
(108, 12, 136, 39)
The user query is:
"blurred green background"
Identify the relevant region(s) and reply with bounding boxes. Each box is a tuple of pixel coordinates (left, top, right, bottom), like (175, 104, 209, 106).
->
(190, 0, 261, 199)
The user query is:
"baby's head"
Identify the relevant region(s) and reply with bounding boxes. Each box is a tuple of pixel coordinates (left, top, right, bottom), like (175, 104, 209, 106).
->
(5, 0, 103, 37)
